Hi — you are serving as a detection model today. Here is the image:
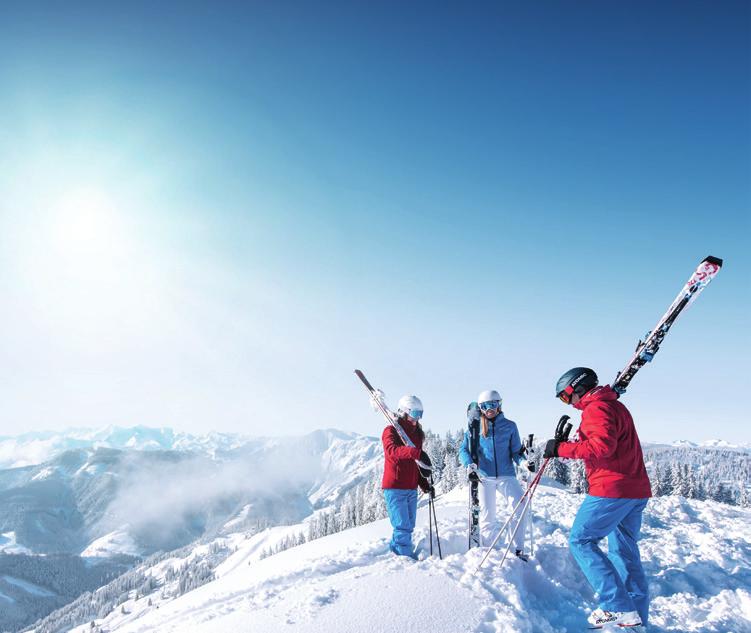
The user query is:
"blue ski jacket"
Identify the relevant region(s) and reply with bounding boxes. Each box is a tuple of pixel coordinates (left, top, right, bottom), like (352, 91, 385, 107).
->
(459, 414, 523, 478)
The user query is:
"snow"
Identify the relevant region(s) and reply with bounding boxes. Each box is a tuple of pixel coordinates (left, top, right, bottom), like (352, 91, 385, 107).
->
(65, 482, 751, 633)
(31, 466, 58, 480)
(0, 531, 32, 555)
(81, 529, 141, 558)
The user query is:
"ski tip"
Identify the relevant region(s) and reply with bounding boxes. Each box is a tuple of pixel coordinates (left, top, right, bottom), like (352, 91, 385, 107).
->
(704, 255, 723, 267)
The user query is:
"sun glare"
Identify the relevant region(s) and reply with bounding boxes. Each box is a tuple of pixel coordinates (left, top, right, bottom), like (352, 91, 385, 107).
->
(52, 187, 123, 259)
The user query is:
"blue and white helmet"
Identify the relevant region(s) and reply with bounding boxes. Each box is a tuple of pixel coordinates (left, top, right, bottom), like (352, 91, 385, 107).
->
(397, 395, 423, 420)
(477, 389, 502, 413)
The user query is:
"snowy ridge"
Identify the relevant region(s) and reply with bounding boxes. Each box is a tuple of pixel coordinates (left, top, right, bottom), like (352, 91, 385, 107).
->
(3, 427, 748, 471)
(0, 426, 257, 469)
(643, 440, 751, 454)
(0, 429, 382, 560)
(48, 483, 751, 633)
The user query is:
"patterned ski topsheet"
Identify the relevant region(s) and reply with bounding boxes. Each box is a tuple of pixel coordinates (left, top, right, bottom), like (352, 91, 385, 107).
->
(612, 256, 722, 394)
(468, 405, 481, 549)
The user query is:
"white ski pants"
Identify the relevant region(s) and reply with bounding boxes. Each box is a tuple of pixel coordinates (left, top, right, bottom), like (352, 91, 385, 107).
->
(480, 475, 527, 551)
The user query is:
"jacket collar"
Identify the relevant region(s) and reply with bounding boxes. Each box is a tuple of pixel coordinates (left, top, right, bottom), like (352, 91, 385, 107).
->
(573, 385, 618, 410)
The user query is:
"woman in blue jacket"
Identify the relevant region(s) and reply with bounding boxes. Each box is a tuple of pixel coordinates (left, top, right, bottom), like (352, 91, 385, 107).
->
(459, 389, 529, 560)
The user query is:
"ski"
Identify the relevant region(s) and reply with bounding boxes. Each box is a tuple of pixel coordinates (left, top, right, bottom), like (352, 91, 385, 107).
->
(353, 369, 432, 474)
(612, 255, 723, 394)
(467, 402, 481, 550)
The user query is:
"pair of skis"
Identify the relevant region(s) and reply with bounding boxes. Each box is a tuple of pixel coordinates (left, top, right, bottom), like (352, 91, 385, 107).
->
(467, 403, 481, 550)
(612, 255, 722, 393)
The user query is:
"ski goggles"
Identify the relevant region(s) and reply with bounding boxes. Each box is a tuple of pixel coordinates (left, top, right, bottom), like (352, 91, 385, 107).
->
(403, 408, 423, 420)
(557, 386, 575, 404)
(479, 400, 501, 412)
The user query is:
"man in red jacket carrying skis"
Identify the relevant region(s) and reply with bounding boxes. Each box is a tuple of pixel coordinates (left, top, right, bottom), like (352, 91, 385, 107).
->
(544, 368, 652, 630)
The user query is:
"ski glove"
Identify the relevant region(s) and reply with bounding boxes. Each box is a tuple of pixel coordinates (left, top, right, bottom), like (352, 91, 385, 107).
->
(467, 463, 479, 481)
(526, 460, 536, 473)
(418, 475, 434, 497)
(417, 450, 433, 478)
(370, 389, 386, 412)
(543, 439, 560, 459)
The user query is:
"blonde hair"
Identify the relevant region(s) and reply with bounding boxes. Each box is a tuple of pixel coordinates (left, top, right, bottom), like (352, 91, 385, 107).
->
(481, 411, 502, 438)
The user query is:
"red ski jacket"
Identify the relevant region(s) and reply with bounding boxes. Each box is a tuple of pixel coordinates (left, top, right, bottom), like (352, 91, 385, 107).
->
(381, 420, 428, 491)
(557, 386, 652, 499)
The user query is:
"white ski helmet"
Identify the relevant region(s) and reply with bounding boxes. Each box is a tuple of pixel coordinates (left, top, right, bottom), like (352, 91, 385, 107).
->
(477, 389, 502, 412)
(397, 395, 423, 420)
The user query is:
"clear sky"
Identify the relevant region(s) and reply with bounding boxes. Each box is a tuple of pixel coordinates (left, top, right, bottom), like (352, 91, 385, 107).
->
(0, 2, 749, 443)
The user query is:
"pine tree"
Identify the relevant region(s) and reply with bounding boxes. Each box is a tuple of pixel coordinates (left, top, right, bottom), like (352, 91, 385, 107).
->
(651, 464, 664, 496)
(550, 459, 570, 487)
(739, 484, 750, 508)
(569, 460, 587, 494)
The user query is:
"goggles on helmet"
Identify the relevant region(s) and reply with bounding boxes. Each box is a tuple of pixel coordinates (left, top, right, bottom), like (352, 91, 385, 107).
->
(479, 400, 501, 412)
(557, 385, 575, 404)
(403, 408, 423, 420)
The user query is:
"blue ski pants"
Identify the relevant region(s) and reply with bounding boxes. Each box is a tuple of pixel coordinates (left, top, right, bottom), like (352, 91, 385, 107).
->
(383, 488, 418, 558)
(569, 496, 650, 625)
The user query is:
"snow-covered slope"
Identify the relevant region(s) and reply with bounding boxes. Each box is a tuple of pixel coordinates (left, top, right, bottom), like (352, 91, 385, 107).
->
(56, 482, 751, 633)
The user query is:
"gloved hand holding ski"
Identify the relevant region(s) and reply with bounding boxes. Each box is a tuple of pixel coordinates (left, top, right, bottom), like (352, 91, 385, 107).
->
(370, 388, 387, 413)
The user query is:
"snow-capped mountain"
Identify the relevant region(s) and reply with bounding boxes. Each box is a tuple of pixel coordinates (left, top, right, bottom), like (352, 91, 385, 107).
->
(33, 481, 751, 633)
(0, 427, 383, 633)
(643, 439, 751, 453)
(0, 428, 381, 559)
(660, 439, 751, 453)
(0, 426, 257, 470)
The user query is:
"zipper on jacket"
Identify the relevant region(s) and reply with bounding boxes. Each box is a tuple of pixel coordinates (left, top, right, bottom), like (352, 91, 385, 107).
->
(492, 419, 498, 477)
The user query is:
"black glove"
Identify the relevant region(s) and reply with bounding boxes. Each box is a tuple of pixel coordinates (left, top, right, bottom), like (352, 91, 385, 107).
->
(527, 460, 536, 473)
(543, 439, 560, 459)
(417, 450, 432, 478)
(418, 475, 434, 497)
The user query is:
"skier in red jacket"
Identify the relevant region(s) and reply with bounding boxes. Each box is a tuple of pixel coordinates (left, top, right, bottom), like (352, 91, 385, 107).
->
(380, 394, 432, 559)
(544, 367, 651, 630)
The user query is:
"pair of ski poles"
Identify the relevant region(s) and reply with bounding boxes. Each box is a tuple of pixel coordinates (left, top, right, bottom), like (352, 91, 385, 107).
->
(427, 474, 442, 559)
(475, 415, 572, 572)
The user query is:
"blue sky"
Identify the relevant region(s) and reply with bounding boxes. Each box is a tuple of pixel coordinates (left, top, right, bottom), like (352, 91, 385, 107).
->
(0, 2, 748, 443)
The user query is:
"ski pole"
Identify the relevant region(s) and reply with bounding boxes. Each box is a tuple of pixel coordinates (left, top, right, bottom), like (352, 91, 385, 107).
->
(430, 476, 442, 559)
(528, 486, 535, 558)
(476, 416, 571, 572)
(428, 496, 433, 557)
(476, 458, 550, 571)
(526, 434, 536, 558)
(497, 464, 546, 570)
